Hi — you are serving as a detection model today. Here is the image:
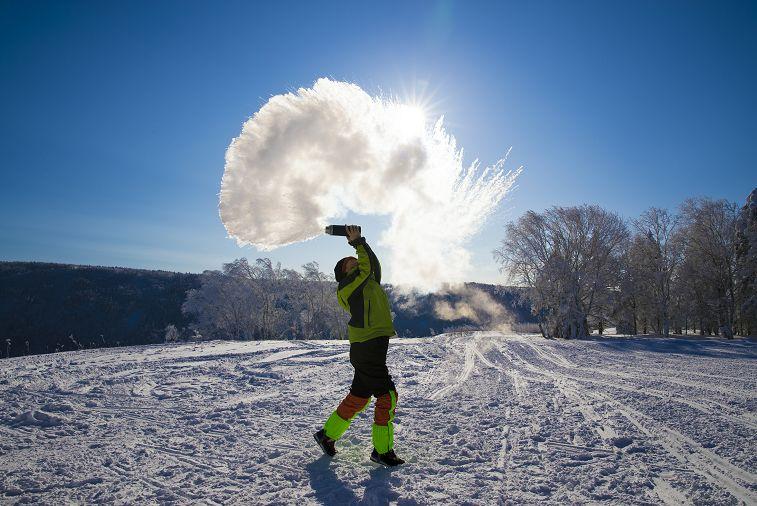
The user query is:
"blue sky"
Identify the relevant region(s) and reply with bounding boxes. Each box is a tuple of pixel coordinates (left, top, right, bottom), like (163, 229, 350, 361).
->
(1, 1, 755, 283)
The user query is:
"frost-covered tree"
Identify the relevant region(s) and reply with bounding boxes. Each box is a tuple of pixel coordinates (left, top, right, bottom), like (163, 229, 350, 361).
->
(182, 267, 260, 340)
(164, 324, 179, 343)
(182, 257, 346, 340)
(630, 208, 682, 336)
(678, 197, 739, 338)
(245, 258, 287, 339)
(68, 334, 82, 350)
(614, 235, 649, 335)
(675, 250, 715, 335)
(299, 262, 346, 339)
(495, 205, 628, 338)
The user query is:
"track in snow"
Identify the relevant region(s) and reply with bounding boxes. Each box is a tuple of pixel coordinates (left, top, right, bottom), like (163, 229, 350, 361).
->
(0, 332, 755, 504)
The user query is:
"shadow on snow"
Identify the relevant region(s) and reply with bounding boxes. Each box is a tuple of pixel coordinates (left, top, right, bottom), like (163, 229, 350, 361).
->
(306, 455, 414, 505)
(579, 335, 757, 360)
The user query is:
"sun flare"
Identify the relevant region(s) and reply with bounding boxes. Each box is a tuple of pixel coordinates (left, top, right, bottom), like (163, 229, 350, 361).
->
(389, 103, 427, 138)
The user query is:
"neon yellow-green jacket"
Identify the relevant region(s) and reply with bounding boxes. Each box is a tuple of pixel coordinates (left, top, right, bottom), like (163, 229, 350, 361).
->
(337, 237, 396, 343)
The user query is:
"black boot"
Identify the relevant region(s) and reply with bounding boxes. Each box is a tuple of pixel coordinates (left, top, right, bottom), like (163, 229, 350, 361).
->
(314, 429, 337, 457)
(370, 448, 405, 466)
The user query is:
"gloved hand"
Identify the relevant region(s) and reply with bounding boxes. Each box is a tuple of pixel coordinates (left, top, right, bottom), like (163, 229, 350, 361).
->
(346, 225, 361, 243)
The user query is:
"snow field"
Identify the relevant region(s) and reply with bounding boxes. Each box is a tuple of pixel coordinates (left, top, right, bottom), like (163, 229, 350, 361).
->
(0, 332, 755, 504)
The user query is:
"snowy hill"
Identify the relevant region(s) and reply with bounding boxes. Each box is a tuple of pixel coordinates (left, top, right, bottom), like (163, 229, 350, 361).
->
(1, 332, 755, 504)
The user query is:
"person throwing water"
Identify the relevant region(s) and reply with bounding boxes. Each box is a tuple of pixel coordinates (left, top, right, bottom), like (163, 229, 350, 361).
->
(314, 225, 404, 466)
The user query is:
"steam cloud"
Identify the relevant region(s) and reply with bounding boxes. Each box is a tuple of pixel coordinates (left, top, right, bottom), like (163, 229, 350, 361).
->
(220, 78, 521, 291)
(434, 284, 516, 333)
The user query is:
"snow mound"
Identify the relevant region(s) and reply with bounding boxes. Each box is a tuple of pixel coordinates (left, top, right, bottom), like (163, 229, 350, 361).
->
(12, 410, 65, 428)
(40, 401, 75, 413)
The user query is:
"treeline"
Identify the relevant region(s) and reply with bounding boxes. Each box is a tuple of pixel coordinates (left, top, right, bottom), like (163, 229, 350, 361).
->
(0, 260, 534, 358)
(0, 262, 199, 357)
(179, 257, 533, 341)
(496, 189, 756, 338)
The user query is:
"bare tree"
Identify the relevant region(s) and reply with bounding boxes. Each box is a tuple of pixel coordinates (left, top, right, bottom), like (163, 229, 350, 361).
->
(495, 205, 628, 338)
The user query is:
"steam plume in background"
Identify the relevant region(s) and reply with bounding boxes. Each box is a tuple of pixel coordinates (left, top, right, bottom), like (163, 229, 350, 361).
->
(433, 284, 513, 333)
(220, 78, 522, 291)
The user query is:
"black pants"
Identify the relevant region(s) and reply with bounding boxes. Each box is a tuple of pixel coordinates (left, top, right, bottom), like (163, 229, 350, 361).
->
(349, 336, 396, 398)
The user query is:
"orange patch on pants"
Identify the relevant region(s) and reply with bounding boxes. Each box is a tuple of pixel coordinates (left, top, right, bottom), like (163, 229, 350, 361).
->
(374, 391, 397, 426)
(336, 393, 370, 420)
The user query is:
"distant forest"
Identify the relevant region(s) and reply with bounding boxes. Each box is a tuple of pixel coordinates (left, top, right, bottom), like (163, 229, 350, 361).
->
(0, 261, 533, 358)
(0, 263, 200, 357)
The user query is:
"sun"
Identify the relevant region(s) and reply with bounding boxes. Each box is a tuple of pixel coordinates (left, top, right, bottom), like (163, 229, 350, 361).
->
(386, 103, 427, 140)
(383, 77, 446, 140)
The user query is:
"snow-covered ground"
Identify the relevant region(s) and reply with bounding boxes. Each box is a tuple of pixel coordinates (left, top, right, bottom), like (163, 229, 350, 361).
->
(1, 332, 755, 505)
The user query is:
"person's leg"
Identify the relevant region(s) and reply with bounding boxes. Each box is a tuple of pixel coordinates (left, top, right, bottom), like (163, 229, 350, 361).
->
(359, 336, 398, 454)
(322, 343, 372, 440)
(322, 392, 370, 440)
(372, 389, 398, 454)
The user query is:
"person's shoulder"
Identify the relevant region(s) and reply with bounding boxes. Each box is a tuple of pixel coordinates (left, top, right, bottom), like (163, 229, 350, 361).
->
(338, 268, 363, 289)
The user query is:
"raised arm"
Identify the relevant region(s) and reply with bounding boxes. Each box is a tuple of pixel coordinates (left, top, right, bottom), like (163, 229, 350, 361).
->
(355, 238, 381, 284)
(349, 237, 381, 282)
(337, 227, 381, 301)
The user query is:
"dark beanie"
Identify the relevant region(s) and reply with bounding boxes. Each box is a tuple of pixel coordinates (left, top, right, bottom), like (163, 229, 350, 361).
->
(334, 257, 350, 282)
